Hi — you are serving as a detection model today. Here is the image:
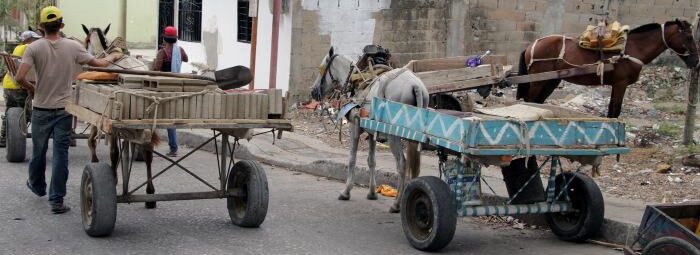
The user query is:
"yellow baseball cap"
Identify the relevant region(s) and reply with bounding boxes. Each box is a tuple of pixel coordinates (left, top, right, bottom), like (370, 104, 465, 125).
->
(40, 6, 63, 23)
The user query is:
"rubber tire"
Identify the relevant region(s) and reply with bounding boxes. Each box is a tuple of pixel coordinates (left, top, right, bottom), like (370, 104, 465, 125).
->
(642, 237, 700, 255)
(5, 107, 26, 162)
(400, 176, 457, 251)
(227, 160, 269, 228)
(545, 172, 604, 242)
(81, 163, 117, 237)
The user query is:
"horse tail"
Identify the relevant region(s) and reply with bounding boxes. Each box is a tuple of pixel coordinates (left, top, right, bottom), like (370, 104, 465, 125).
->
(516, 50, 529, 100)
(412, 81, 428, 109)
(150, 131, 161, 147)
(405, 141, 421, 180)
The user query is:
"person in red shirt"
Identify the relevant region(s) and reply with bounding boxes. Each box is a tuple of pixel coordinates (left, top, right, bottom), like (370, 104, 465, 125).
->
(152, 26, 188, 156)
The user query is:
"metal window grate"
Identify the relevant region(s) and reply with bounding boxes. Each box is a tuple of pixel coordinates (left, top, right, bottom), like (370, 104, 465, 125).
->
(158, 0, 175, 47)
(178, 0, 202, 42)
(237, 0, 252, 43)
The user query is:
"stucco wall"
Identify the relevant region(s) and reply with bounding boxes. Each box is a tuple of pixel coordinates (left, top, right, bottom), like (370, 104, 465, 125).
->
(178, 0, 293, 92)
(57, 0, 157, 48)
(288, 0, 700, 100)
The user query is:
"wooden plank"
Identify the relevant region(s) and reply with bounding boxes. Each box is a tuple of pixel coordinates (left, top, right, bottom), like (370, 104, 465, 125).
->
(427, 76, 503, 94)
(213, 94, 222, 119)
(176, 93, 184, 119)
(261, 93, 269, 119)
(196, 94, 203, 119)
(224, 94, 238, 119)
(505, 64, 614, 84)
(416, 64, 495, 86)
(136, 94, 144, 119)
(189, 94, 198, 119)
(204, 94, 215, 119)
(66, 102, 113, 133)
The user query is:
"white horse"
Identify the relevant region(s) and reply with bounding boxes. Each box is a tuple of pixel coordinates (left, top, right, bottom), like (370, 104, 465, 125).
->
(311, 47, 429, 213)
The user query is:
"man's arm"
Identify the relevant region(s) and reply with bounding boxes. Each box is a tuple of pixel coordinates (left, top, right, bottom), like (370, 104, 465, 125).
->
(86, 53, 122, 67)
(181, 48, 188, 63)
(152, 50, 164, 71)
(14, 63, 35, 94)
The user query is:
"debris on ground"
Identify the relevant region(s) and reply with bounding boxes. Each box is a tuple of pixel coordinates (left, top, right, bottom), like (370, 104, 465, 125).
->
(376, 184, 397, 197)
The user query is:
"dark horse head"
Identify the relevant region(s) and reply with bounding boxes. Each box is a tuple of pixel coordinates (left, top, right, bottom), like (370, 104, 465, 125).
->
(665, 19, 700, 68)
(82, 24, 111, 55)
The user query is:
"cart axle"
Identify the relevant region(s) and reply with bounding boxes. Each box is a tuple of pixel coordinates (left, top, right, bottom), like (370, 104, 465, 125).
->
(459, 201, 573, 217)
(116, 189, 244, 203)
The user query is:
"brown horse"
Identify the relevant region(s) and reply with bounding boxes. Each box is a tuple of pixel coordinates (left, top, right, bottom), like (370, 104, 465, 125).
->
(82, 25, 160, 209)
(517, 19, 699, 118)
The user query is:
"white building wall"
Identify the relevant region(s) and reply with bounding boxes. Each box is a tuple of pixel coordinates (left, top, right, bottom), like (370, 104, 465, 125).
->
(178, 0, 292, 92)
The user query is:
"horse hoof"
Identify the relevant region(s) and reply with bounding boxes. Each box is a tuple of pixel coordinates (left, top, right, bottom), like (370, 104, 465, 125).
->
(145, 202, 157, 209)
(338, 193, 350, 201)
(389, 205, 400, 213)
(366, 193, 378, 200)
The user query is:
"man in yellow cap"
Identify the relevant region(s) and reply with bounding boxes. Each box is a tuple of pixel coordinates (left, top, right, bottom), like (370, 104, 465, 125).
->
(0, 30, 42, 148)
(14, 6, 121, 214)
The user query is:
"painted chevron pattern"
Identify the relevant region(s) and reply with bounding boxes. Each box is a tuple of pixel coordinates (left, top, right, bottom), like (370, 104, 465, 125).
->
(365, 97, 625, 147)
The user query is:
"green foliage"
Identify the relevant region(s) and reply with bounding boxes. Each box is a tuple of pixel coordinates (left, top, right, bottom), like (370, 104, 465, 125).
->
(658, 122, 682, 138)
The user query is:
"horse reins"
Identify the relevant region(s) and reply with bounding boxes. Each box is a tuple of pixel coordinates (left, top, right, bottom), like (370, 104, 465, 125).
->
(319, 54, 339, 97)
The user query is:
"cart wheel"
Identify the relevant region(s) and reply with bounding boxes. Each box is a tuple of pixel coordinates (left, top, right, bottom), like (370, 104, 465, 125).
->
(227, 160, 269, 227)
(6, 107, 26, 162)
(642, 237, 700, 255)
(545, 172, 604, 242)
(400, 176, 456, 251)
(81, 163, 117, 237)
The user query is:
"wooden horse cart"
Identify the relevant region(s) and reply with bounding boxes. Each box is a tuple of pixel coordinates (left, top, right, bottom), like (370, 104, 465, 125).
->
(68, 79, 291, 237)
(360, 97, 628, 251)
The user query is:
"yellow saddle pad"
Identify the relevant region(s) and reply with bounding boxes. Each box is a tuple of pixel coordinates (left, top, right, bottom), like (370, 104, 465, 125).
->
(578, 21, 630, 52)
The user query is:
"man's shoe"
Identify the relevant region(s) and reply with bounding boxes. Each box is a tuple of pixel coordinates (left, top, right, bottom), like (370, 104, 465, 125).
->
(166, 150, 178, 157)
(26, 180, 46, 197)
(51, 203, 70, 214)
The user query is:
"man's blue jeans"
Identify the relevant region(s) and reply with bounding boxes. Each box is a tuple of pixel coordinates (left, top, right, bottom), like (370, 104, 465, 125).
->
(27, 109, 72, 205)
(167, 128, 178, 152)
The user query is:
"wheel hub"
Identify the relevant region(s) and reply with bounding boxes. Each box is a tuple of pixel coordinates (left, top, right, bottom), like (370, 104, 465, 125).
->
(82, 176, 94, 224)
(407, 191, 434, 240)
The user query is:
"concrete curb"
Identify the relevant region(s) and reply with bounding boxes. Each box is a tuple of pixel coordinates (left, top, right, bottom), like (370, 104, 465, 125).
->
(171, 130, 639, 246)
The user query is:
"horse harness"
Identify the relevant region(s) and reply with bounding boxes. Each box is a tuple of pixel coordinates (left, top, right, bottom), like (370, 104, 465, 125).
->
(527, 21, 695, 84)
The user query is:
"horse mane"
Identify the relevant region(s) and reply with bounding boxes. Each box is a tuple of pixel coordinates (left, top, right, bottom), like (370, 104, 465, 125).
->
(629, 23, 661, 34)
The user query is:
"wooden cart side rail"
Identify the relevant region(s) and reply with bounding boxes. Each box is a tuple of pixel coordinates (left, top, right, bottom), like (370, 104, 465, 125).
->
(66, 102, 113, 133)
(67, 101, 293, 131)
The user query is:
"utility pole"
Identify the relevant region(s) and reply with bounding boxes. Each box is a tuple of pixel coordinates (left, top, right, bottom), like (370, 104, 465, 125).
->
(269, 0, 282, 89)
(249, 0, 258, 90)
(119, 0, 127, 40)
(682, 11, 700, 145)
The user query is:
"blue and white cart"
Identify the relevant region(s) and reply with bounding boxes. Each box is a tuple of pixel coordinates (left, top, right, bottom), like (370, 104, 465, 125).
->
(360, 97, 629, 251)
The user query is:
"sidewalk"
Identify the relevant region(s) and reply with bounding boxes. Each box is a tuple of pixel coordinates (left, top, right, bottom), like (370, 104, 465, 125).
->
(171, 128, 645, 245)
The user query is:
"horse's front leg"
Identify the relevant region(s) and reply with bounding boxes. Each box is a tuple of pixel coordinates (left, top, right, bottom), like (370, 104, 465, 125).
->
(607, 83, 628, 118)
(88, 126, 99, 163)
(388, 136, 406, 213)
(144, 145, 156, 209)
(366, 132, 377, 200)
(108, 136, 120, 184)
(339, 112, 361, 201)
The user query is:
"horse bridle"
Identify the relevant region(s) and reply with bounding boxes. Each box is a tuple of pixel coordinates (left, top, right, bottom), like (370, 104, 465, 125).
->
(661, 21, 695, 57)
(318, 54, 340, 99)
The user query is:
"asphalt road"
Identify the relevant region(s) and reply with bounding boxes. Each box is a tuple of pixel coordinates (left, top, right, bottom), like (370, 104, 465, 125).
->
(0, 140, 620, 255)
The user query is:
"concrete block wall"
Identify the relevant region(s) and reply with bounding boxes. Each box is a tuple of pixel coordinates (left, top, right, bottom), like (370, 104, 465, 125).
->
(289, 0, 699, 100)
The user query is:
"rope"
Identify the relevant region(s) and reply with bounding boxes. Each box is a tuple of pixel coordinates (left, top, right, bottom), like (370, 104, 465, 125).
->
(91, 86, 222, 144)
